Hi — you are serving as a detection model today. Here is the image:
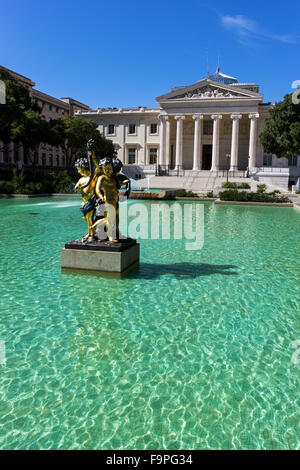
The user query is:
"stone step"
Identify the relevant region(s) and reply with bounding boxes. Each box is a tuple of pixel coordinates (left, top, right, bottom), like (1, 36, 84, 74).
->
(140, 175, 253, 191)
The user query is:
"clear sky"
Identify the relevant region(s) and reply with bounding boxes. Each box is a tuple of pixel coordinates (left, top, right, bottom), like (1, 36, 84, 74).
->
(1, 0, 299, 109)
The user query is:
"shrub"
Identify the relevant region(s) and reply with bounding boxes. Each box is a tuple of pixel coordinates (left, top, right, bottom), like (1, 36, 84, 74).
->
(0, 180, 15, 194)
(222, 182, 250, 189)
(176, 189, 198, 197)
(219, 188, 290, 203)
(11, 169, 25, 193)
(256, 184, 267, 193)
(206, 191, 213, 197)
(270, 189, 281, 195)
(49, 171, 75, 193)
(23, 182, 45, 194)
(219, 189, 249, 201)
(222, 181, 238, 189)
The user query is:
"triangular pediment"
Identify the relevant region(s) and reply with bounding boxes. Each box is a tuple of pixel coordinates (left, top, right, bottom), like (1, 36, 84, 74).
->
(156, 79, 263, 102)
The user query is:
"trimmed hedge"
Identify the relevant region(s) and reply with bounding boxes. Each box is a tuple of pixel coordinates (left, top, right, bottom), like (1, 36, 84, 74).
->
(176, 189, 198, 197)
(219, 188, 290, 203)
(222, 181, 250, 189)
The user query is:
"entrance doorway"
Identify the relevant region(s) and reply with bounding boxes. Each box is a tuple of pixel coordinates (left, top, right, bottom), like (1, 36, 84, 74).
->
(170, 144, 174, 169)
(202, 144, 212, 170)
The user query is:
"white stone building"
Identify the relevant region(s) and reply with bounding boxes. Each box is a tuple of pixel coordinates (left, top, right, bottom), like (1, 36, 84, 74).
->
(0, 66, 90, 171)
(76, 69, 300, 189)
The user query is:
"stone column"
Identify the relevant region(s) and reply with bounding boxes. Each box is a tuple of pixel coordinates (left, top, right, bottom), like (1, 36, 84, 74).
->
(230, 114, 242, 171)
(192, 114, 203, 171)
(248, 113, 259, 168)
(165, 119, 170, 167)
(211, 114, 222, 171)
(158, 115, 169, 166)
(174, 115, 185, 170)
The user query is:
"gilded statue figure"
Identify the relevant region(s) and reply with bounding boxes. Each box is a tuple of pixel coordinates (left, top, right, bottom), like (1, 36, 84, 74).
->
(93, 158, 130, 242)
(75, 140, 130, 243)
(74, 140, 100, 240)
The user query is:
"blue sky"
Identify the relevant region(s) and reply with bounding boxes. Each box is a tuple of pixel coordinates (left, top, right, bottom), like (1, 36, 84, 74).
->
(1, 0, 299, 108)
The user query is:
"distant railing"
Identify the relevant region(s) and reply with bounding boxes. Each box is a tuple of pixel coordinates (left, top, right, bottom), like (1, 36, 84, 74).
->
(253, 167, 290, 174)
(154, 165, 248, 178)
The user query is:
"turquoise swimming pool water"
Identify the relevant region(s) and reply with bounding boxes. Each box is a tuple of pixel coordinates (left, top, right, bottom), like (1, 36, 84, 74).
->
(0, 197, 299, 450)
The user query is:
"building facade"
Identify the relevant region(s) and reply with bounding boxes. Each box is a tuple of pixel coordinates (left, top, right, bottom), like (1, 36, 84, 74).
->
(76, 69, 300, 187)
(0, 66, 90, 171)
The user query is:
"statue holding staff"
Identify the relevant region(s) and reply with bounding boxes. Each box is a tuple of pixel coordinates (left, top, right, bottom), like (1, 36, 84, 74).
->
(74, 139, 101, 240)
(75, 139, 130, 242)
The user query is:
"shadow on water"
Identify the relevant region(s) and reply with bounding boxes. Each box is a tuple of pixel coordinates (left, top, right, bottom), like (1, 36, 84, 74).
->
(61, 262, 238, 280)
(129, 262, 239, 279)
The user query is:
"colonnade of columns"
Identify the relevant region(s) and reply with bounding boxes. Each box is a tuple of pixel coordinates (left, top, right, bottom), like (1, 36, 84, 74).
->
(158, 112, 260, 171)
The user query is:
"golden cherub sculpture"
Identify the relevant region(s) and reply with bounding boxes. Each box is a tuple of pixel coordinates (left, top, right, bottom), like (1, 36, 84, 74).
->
(75, 140, 130, 242)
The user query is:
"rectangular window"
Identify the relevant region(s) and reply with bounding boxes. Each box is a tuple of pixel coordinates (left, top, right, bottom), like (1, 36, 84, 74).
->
(150, 123, 157, 134)
(62, 109, 65, 115)
(263, 153, 272, 166)
(42, 153, 46, 166)
(56, 107, 59, 113)
(3, 149, 9, 163)
(128, 124, 136, 134)
(49, 104, 52, 110)
(14, 149, 19, 163)
(49, 155, 53, 167)
(128, 148, 136, 164)
(203, 120, 213, 135)
(108, 124, 115, 135)
(56, 156, 60, 166)
(149, 148, 157, 164)
(288, 155, 297, 166)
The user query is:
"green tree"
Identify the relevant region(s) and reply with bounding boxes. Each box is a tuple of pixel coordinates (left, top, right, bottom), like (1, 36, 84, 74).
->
(259, 93, 300, 158)
(53, 116, 115, 169)
(10, 109, 55, 180)
(0, 67, 58, 180)
(0, 67, 114, 179)
(0, 67, 40, 148)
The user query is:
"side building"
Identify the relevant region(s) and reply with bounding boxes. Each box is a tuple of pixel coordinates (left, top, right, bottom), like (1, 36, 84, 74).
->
(0, 66, 90, 175)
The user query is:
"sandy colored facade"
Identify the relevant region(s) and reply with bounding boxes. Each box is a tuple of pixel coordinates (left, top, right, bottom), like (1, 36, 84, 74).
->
(76, 69, 300, 187)
(0, 66, 90, 170)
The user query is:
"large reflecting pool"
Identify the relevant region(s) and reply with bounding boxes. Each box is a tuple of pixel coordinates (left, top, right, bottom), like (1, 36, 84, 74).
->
(0, 197, 299, 449)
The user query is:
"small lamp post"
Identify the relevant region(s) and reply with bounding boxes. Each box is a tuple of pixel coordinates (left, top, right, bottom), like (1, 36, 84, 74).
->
(226, 153, 230, 182)
(247, 155, 250, 178)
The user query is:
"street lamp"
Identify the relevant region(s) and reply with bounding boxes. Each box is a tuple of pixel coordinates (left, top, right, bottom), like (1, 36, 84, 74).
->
(226, 153, 230, 182)
(247, 155, 250, 178)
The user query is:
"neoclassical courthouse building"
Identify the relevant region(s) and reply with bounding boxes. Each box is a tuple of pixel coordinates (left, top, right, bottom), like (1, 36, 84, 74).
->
(76, 69, 300, 188)
(1, 66, 299, 188)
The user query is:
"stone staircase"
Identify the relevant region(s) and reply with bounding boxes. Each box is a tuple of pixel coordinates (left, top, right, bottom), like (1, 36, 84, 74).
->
(140, 174, 251, 192)
(139, 169, 295, 194)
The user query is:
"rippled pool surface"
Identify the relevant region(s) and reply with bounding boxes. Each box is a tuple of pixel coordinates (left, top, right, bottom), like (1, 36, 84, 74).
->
(0, 197, 299, 450)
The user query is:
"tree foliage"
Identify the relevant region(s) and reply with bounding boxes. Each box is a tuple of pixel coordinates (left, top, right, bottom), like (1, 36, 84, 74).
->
(52, 117, 115, 168)
(0, 67, 114, 177)
(0, 67, 41, 145)
(259, 93, 300, 158)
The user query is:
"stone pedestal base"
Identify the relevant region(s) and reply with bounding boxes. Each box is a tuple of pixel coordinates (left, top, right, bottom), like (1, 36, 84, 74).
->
(61, 238, 139, 273)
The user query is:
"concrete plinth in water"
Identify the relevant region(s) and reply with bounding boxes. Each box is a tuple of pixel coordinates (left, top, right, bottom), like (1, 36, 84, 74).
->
(61, 238, 139, 273)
